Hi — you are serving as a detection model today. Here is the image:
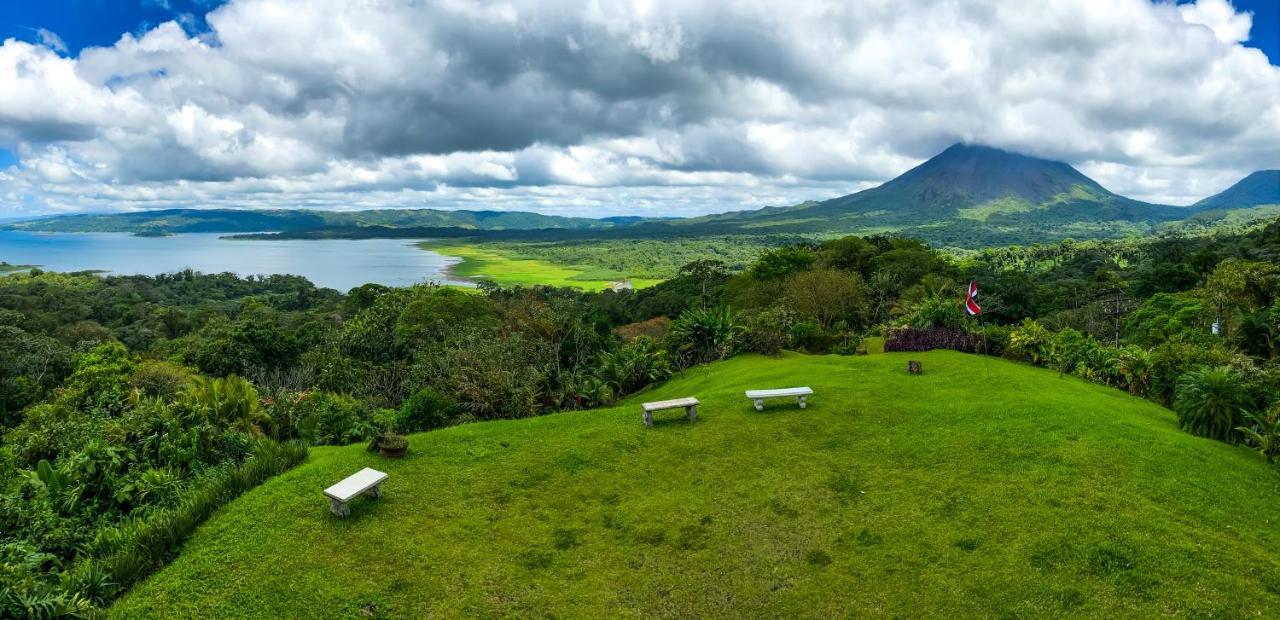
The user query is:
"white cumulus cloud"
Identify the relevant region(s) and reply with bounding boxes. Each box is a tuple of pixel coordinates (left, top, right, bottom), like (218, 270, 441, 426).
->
(0, 0, 1275, 217)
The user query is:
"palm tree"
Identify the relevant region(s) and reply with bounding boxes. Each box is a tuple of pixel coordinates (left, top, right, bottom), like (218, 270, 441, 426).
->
(1174, 367, 1250, 442)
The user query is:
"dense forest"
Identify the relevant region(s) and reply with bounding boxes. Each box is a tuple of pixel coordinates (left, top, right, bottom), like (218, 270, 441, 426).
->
(3, 217, 1279, 616)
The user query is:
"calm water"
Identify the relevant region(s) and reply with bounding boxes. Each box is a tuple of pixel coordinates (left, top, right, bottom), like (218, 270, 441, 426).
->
(0, 231, 471, 291)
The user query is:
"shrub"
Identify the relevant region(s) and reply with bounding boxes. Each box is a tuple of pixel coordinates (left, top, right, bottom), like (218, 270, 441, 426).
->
(295, 392, 376, 445)
(788, 318, 828, 353)
(883, 327, 983, 353)
(1237, 406, 1280, 464)
(906, 296, 968, 331)
(614, 316, 671, 342)
(1007, 319, 1052, 365)
(82, 439, 307, 607)
(666, 306, 742, 367)
(1148, 341, 1235, 406)
(431, 330, 555, 420)
(378, 433, 408, 451)
(397, 388, 456, 433)
(740, 307, 796, 356)
(1050, 329, 1103, 376)
(1174, 367, 1250, 443)
(184, 375, 270, 437)
(130, 360, 193, 401)
(597, 337, 671, 395)
(1111, 345, 1153, 397)
(979, 325, 1011, 357)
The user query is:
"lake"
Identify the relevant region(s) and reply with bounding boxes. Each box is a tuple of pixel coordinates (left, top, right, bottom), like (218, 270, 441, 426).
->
(0, 230, 472, 291)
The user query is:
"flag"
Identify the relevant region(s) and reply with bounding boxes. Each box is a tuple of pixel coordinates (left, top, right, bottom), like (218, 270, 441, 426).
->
(965, 281, 982, 316)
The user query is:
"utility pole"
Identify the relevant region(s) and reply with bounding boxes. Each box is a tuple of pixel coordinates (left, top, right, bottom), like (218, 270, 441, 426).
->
(1100, 288, 1135, 348)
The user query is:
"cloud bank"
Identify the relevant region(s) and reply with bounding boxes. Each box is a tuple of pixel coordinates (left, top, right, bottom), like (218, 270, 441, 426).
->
(0, 0, 1277, 216)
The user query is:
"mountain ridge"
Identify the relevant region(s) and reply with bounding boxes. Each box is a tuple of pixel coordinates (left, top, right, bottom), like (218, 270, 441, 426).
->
(6, 145, 1276, 248)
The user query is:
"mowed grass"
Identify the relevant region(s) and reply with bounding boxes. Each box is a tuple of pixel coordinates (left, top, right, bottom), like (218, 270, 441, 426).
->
(420, 241, 663, 291)
(111, 352, 1280, 618)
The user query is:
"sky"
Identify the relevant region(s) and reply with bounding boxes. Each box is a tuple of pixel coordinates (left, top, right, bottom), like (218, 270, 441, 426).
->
(0, 0, 1277, 218)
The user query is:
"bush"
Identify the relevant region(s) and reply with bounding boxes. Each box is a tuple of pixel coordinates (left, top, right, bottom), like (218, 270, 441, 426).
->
(1148, 341, 1235, 406)
(597, 337, 671, 396)
(1050, 329, 1103, 376)
(80, 439, 307, 609)
(1007, 319, 1052, 365)
(883, 327, 983, 353)
(740, 307, 795, 356)
(397, 388, 456, 433)
(979, 325, 1011, 357)
(1237, 406, 1280, 464)
(1174, 367, 1250, 443)
(666, 306, 741, 367)
(906, 297, 968, 331)
(130, 360, 193, 401)
(295, 392, 376, 445)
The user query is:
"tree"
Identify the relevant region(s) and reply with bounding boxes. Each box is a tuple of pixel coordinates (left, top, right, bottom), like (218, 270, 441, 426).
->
(747, 246, 816, 281)
(1204, 259, 1280, 341)
(1174, 367, 1250, 442)
(677, 259, 729, 309)
(818, 236, 878, 277)
(782, 268, 869, 331)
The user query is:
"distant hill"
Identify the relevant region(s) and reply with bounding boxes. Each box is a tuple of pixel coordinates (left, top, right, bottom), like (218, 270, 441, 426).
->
(2, 208, 619, 234)
(8, 149, 1276, 249)
(1191, 170, 1280, 212)
(656, 143, 1194, 246)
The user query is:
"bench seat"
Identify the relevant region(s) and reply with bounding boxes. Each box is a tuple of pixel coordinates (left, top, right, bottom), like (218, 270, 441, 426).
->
(324, 467, 388, 517)
(745, 387, 813, 410)
(641, 397, 699, 426)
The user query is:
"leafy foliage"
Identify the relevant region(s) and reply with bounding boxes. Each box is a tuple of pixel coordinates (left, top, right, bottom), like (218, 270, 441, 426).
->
(1174, 368, 1251, 442)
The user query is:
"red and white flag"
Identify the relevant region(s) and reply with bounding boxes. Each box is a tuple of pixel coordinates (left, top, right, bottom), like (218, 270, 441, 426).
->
(965, 281, 982, 316)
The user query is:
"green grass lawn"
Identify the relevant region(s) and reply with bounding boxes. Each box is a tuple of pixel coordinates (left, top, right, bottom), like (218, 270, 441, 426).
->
(111, 352, 1280, 618)
(420, 241, 663, 291)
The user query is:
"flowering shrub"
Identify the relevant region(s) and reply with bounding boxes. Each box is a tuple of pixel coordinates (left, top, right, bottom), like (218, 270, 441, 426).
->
(883, 327, 983, 353)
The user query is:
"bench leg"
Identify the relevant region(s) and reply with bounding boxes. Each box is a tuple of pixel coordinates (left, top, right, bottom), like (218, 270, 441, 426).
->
(365, 485, 382, 499)
(643, 410, 653, 427)
(753, 399, 764, 411)
(686, 405, 697, 422)
(330, 498, 351, 518)
(798, 395, 807, 409)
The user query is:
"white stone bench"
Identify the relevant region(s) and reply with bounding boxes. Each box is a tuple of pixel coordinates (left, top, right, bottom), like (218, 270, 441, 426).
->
(745, 387, 813, 411)
(323, 467, 388, 517)
(641, 397, 699, 426)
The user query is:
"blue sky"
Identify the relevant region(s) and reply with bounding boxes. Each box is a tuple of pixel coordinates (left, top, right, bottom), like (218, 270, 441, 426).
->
(0, 1, 226, 55)
(0, 0, 1276, 215)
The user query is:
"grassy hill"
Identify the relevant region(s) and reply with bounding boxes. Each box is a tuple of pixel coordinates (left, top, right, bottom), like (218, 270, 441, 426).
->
(111, 351, 1280, 618)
